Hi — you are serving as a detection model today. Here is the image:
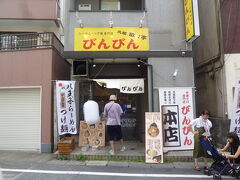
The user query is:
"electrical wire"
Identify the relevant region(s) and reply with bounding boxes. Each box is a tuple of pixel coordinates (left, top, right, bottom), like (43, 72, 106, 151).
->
(92, 63, 106, 79)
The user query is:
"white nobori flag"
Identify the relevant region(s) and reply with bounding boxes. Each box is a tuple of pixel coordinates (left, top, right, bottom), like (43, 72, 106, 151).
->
(56, 81, 77, 135)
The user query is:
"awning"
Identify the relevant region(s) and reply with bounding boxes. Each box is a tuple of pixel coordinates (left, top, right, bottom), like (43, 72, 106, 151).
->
(93, 79, 144, 94)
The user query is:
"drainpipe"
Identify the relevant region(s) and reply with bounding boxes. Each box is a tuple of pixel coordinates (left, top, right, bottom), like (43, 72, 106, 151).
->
(89, 81, 93, 100)
(139, 59, 154, 112)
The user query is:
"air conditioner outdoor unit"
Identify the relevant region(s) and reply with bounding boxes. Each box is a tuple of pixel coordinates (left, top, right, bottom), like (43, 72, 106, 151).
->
(0, 35, 17, 49)
(72, 60, 89, 76)
(78, 4, 91, 11)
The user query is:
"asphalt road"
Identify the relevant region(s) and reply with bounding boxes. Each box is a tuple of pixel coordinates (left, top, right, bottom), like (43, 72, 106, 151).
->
(1, 161, 234, 180)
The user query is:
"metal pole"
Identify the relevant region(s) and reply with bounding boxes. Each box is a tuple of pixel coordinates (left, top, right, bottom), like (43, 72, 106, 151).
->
(139, 59, 154, 112)
(89, 81, 93, 100)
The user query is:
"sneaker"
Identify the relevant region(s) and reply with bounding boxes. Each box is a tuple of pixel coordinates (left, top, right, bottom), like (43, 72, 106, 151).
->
(109, 150, 116, 155)
(120, 146, 126, 152)
(204, 166, 209, 170)
(194, 166, 201, 171)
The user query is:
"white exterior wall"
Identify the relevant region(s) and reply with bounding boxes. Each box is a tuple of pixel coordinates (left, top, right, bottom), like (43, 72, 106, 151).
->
(225, 54, 240, 119)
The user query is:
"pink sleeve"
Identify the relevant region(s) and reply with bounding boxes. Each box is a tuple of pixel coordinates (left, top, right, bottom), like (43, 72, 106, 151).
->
(118, 104, 123, 115)
(103, 105, 107, 116)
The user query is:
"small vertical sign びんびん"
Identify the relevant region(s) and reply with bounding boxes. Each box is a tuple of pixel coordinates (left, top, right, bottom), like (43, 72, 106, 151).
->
(183, 0, 200, 42)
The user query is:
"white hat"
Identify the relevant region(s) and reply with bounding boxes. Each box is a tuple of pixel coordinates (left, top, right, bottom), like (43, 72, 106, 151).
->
(109, 95, 117, 101)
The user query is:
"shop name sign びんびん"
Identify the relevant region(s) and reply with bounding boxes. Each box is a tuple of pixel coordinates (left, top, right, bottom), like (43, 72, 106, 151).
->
(94, 79, 144, 94)
(119, 79, 144, 94)
(159, 87, 194, 151)
(74, 28, 149, 51)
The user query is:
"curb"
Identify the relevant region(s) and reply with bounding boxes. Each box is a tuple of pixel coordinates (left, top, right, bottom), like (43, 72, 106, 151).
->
(47, 159, 197, 169)
(54, 153, 194, 162)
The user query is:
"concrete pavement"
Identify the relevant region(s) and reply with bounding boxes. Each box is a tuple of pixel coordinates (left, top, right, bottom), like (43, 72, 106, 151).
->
(0, 150, 218, 180)
(0, 150, 203, 170)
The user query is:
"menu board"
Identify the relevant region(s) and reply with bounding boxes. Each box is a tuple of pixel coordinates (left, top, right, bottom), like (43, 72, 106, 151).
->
(145, 112, 163, 163)
(79, 121, 105, 147)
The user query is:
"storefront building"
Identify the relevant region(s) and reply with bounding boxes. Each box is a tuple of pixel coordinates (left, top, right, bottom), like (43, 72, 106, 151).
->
(63, 0, 195, 143)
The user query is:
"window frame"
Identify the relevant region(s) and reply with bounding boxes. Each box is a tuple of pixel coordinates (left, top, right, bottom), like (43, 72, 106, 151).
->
(74, 0, 146, 12)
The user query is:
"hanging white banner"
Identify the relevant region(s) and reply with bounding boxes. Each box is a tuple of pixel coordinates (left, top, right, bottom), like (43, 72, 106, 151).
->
(56, 81, 77, 135)
(159, 87, 194, 151)
(119, 79, 144, 94)
(230, 79, 240, 134)
(93, 79, 144, 94)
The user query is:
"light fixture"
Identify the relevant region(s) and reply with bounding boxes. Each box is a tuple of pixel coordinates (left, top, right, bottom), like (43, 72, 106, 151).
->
(139, 11, 146, 28)
(93, 64, 96, 68)
(181, 51, 186, 57)
(76, 12, 84, 28)
(172, 69, 178, 80)
(137, 64, 141, 67)
(109, 12, 114, 28)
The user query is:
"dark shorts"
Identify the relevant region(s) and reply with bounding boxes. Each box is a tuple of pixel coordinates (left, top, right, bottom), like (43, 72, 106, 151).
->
(107, 125, 123, 141)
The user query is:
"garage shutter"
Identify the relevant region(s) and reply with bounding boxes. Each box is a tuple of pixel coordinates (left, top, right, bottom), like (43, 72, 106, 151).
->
(0, 88, 41, 151)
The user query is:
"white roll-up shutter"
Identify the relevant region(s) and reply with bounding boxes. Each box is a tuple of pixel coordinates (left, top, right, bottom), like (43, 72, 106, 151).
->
(0, 88, 41, 151)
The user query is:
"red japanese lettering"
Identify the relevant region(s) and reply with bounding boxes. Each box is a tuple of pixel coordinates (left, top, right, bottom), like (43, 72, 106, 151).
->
(83, 38, 96, 49)
(182, 126, 191, 135)
(184, 136, 192, 145)
(181, 105, 191, 115)
(127, 39, 139, 49)
(182, 116, 191, 125)
(98, 39, 110, 49)
(112, 38, 125, 49)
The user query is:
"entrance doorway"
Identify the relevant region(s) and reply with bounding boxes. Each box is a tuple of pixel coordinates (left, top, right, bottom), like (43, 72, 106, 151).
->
(72, 59, 148, 144)
(95, 85, 138, 140)
(79, 80, 141, 141)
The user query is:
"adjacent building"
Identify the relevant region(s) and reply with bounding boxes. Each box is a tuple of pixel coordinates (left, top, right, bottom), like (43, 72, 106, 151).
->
(193, 0, 240, 144)
(0, 0, 70, 152)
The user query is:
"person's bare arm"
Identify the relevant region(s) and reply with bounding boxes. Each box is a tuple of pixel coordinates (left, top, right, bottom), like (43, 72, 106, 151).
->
(219, 142, 230, 153)
(225, 146, 240, 159)
(188, 124, 198, 134)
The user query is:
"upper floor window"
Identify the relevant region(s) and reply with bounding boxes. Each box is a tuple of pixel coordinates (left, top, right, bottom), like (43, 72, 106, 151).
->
(101, 0, 120, 10)
(76, 0, 145, 11)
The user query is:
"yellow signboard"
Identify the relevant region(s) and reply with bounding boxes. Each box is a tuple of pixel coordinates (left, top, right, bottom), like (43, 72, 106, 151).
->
(74, 28, 149, 51)
(184, 0, 194, 41)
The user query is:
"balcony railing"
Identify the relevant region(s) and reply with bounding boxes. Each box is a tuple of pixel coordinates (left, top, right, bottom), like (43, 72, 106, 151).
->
(0, 32, 63, 54)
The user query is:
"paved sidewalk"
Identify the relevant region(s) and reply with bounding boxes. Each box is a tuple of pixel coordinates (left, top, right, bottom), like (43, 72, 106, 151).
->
(0, 150, 205, 170)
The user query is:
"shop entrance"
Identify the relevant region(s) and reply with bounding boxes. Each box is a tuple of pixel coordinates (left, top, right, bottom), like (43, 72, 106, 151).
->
(72, 59, 148, 145)
(95, 85, 138, 140)
(78, 80, 143, 141)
